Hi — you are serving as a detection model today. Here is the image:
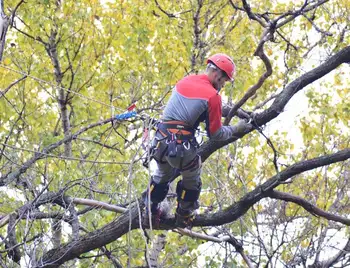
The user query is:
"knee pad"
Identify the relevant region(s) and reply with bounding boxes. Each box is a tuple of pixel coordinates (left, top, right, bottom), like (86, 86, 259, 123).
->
(150, 180, 169, 203)
(176, 180, 201, 203)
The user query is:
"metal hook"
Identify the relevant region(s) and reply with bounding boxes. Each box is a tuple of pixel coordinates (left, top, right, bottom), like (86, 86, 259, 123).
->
(183, 141, 190, 150)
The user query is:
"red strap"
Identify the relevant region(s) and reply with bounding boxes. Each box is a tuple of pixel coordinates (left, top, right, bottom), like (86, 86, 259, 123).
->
(127, 103, 136, 111)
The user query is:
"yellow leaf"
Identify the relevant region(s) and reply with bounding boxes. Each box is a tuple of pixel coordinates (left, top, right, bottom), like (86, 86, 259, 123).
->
(301, 239, 309, 248)
(247, 180, 256, 188)
(3, 58, 11, 65)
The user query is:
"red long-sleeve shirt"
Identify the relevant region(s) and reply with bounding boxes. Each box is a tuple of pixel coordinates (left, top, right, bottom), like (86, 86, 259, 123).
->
(162, 74, 235, 140)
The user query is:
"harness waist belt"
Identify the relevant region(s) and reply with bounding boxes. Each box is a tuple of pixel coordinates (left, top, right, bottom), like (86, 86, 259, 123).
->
(157, 120, 195, 141)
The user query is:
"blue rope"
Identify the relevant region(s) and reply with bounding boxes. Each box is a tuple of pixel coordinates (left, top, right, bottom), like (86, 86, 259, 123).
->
(114, 111, 137, 120)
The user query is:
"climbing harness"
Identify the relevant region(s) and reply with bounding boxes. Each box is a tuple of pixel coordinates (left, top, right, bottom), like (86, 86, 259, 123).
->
(153, 120, 199, 170)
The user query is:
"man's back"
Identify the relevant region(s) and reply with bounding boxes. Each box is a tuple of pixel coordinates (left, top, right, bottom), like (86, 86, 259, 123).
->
(162, 74, 222, 136)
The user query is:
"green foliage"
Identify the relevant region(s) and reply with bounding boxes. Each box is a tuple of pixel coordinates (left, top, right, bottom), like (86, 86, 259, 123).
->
(0, 0, 349, 267)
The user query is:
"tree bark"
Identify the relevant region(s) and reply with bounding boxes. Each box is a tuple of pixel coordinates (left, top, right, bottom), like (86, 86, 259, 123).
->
(0, 0, 9, 62)
(39, 149, 350, 267)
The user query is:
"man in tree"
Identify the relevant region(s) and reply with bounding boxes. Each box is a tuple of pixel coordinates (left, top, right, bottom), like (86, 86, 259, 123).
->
(145, 53, 251, 227)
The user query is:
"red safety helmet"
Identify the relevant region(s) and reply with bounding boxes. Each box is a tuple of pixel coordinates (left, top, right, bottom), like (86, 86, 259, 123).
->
(207, 53, 236, 81)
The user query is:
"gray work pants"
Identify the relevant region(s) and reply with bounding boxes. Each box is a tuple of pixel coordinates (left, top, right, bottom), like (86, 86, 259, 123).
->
(152, 131, 201, 210)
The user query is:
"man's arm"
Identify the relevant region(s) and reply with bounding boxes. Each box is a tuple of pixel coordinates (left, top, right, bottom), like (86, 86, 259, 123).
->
(208, 95, 252, 141)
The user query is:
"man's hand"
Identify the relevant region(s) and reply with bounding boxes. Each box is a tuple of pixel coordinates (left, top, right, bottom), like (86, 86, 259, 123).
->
(233, 120, 253, 133)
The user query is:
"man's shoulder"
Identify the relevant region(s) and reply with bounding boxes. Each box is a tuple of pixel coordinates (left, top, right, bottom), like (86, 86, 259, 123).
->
(176, 74, 217, 99)
(178, 74, 211, 86)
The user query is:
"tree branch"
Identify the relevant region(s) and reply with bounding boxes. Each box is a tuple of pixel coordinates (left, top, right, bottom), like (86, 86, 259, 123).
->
(267, 190, 350, 225)
(0, 75, 27, 99)
(0, 117, 117, 186)
(310, 238, 350, 268)
(199, 45, 350, 162)
(222, 0, 331, 125)
(38, 149, 350, 267)
(9, 0, 25, 26)
(7, 213, 21, 263)
(0, 195, 127, 229)
(241, 0, 268, 27)
(154, 0, 191, 18)
(275, 0, 329, 29)
(175, 229, 254, 268)
(194, 148, 350, 226)
(0, 0, 10, 61)
(223, 43, 272, 125)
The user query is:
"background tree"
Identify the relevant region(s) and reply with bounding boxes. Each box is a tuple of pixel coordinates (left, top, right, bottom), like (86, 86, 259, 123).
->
(0, 0, 349, 267)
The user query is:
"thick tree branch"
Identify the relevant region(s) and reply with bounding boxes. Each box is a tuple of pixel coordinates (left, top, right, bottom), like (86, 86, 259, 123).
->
(241, 0, 268, 27)
(194, 148, 350, 226)
(38, 149, 350, 267)
(0, 0, 10, 61)
(199, 45, 350, 162)
(0, 195, 127, 228)
(39, 201, 141, 267)
(7, 213, 21, 263)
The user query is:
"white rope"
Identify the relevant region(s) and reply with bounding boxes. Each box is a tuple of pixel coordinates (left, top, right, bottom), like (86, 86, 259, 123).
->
(0, 64, 125, 112)
(0, 142, 130, 165)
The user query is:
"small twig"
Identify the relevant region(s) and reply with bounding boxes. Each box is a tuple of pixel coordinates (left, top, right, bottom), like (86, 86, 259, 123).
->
(12, 25, 46, 44)
(223, 43, 272, 125)
(275, 0, 329, 29)
(253, 93, 278, 111)
(255, 126, 280, 174)
(276, 30, 299, 51)
(175, 228, 255, 268)
(303, 14, 333, 36)
(154, 0, 191, 18)
(75, 137, 123, 153)
(0, 75, 27, 99)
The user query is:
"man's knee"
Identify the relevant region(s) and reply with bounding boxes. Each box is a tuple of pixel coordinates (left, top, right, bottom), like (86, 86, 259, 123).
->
(149, 180, 169, 203)
(176, 180, 201, 203)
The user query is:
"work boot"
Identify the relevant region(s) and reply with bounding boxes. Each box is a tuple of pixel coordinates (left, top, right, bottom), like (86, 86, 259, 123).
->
(143, 202, 163, 228)
(175, 206, 196, 228)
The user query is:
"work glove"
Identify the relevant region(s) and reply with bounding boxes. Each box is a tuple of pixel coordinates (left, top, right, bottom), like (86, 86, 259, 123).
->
(232, 119, 253, 133)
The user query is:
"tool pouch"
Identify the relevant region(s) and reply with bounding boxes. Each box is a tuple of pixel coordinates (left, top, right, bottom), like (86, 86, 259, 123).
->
(167, 140, 177, 157)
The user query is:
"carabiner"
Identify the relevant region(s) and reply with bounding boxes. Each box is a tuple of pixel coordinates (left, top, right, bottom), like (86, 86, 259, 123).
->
(183, 141, 191, 150)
